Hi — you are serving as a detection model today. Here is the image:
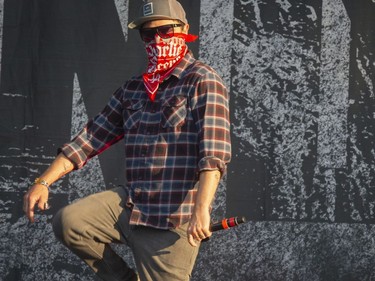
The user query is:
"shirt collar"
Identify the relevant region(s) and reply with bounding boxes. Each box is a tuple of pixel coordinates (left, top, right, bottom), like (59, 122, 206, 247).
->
(169, 50, 196, 80)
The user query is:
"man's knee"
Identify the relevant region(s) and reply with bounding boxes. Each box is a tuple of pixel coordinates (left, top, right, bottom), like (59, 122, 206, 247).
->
(52, 206, 81, 246)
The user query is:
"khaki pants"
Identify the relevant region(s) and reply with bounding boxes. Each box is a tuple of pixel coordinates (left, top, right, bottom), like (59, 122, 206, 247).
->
(52, 186, 200, 281)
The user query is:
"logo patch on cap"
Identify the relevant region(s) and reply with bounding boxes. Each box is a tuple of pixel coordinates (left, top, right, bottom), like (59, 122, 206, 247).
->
(143, 3, 153, 16)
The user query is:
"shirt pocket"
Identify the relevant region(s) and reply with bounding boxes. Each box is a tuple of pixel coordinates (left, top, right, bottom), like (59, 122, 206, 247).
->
(161, 95, 187, 128)
(123, 99, 146, 129)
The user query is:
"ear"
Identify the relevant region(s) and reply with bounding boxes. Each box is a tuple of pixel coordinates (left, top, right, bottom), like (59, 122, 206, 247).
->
(183, 23, 190, 34)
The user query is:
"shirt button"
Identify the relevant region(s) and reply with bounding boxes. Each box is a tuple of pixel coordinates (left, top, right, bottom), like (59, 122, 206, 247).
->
(134, 188, 141, 196)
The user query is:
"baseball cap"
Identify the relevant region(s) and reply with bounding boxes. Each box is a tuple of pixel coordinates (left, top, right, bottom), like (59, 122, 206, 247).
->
(128, 0, 188, 29)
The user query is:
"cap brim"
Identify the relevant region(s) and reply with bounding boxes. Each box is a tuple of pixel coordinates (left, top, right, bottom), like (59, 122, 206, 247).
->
(128, 15, 178, 29)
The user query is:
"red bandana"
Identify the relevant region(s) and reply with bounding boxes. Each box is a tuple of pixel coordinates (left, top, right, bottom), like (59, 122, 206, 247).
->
(143, 34, 198, 101)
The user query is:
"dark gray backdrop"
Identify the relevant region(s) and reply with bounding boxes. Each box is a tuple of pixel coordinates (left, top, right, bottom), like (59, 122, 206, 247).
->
(1, 0, 374, 280)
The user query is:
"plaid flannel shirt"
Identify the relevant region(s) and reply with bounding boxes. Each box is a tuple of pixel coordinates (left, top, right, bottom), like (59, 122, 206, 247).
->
(60, 51, 231, 229)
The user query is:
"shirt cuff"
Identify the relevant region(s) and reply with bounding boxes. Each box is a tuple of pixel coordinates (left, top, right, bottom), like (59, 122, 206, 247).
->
(197, 156, 227, 177)
(57, 142, 88, 170)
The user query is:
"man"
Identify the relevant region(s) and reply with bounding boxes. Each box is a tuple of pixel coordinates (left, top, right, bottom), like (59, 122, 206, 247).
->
(23, 0, 231, 280)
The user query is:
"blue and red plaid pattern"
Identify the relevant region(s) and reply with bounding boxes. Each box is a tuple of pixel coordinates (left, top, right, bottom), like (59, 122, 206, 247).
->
(60, 51, 231, 229)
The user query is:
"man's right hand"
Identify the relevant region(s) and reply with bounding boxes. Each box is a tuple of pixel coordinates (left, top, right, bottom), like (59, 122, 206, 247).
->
(22, 153, 74, 222)
(23, 184, 49, 223)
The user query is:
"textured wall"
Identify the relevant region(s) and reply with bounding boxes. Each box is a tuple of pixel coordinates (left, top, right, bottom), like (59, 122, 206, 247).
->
(1, 0, 375, 280)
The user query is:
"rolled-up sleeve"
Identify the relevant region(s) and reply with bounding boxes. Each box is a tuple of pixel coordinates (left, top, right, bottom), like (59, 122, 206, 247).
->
(192, 70, 231, 176)
(59, 87, 125, 169)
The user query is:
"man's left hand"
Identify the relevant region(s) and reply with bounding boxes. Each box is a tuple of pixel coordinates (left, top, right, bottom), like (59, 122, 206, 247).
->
(187, 206, 212, 247)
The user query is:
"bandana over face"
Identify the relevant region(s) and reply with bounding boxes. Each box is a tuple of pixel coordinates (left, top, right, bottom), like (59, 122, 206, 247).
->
(143, 33, 198, 101)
